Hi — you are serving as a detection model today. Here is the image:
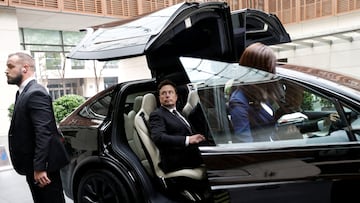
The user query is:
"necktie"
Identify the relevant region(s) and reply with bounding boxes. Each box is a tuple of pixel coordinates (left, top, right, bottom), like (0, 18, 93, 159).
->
(172, 110, 191, 128)
(15, 90, 19, 104)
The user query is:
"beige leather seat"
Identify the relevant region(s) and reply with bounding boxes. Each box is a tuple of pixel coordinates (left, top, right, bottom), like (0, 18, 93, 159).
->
(124, 96, 151, 174)
(134, 93, 206, 186)
(182, 90, 200, 118)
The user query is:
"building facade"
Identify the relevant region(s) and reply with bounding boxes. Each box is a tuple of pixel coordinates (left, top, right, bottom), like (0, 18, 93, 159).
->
(1, 0, 360, 138)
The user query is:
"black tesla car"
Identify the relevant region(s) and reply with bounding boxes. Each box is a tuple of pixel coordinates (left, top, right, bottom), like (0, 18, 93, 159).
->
(59, 2, 360, 203)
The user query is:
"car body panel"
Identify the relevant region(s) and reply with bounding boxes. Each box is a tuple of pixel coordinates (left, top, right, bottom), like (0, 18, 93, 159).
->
(277, 63, 360, 99)
(60, 60, 360, 202)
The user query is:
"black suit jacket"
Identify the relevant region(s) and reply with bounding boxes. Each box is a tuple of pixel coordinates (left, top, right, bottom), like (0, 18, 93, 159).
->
(149, 106, 203, 173)
(8, 80, 69, 175)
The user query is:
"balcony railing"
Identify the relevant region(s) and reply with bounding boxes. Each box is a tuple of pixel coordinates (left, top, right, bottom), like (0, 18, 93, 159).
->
(3, 0, 360, 24)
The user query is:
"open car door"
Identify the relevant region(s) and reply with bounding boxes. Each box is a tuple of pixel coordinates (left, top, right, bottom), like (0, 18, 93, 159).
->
(67, 2, 290, 82)
(231, 8, 291, 60)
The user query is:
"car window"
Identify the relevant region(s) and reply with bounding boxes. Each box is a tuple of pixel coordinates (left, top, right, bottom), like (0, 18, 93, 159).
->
(79, 93, 112, 119)
(181, 57, 360, 149)
(193, 79, 360, 149)
(338, 104, 360, 140)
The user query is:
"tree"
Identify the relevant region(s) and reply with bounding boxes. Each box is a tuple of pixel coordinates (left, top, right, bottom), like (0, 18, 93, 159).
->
(301, 91, 314, 111)
(53, 94, 85, 123)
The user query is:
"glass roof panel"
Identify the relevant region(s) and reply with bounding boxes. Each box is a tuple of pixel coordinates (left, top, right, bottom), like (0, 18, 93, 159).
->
(180, 57, 278, 87)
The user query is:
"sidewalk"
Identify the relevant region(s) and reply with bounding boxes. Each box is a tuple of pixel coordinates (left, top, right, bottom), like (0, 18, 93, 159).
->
(0, 168, 33, 203)
(0, 168, 73, 203)
(0, 144, 73, 203)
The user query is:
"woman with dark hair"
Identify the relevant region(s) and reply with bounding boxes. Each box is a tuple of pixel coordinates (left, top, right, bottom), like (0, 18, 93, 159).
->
(239, 42, 277, 73)
(229, 42, 278, 142)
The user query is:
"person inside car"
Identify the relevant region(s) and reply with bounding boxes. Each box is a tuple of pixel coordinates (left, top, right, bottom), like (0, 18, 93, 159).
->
(275, 82, 340, 139)
(228, 42, 278, 142)
(149, 79, 210, 202)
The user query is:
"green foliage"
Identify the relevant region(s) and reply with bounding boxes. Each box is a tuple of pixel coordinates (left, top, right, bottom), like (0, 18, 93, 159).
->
(8, 103, 14, 120)
(301, 91, 314, 111)
(320, 97, 333, 108)
(7, 94, 85, 123)
(53, 94, 85, 123)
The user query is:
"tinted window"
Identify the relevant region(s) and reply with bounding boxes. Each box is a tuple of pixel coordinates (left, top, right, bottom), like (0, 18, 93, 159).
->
(79, 93, 112, 119)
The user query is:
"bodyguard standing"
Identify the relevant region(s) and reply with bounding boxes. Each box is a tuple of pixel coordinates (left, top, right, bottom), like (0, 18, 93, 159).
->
(5, 52, 69, 203)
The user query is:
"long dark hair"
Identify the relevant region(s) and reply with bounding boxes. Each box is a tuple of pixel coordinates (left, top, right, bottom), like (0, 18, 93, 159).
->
(239, 42, 276, 73)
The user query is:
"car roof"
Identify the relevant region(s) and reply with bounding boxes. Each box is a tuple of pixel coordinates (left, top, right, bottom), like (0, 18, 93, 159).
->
(277, 63, 360, 102)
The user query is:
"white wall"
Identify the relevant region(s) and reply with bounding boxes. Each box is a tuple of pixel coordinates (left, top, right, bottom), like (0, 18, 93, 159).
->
(79, 56, 151, 98)
(278, 12, 360, 79)
(0, 8, 21, 140)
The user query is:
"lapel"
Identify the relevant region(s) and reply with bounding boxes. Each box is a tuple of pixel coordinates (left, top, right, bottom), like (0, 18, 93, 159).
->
(161, 106, 192, 134)
(9, 80, 37, 133)
(17, 80, 36, 103)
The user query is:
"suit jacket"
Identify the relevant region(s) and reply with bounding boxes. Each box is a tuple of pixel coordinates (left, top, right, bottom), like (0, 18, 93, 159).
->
(149, 106, 203, 173)
(229, 89, 276, 142)
(8, 80, 69, 175)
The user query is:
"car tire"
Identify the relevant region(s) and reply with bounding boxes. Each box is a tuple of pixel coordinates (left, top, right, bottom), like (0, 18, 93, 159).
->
(76, 169, 134, 203)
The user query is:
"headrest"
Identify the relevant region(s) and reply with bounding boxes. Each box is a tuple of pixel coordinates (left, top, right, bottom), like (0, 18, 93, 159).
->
(133, 96, 143, 113)
(141, 93, 157, 115)
(187, 91, 199, 107)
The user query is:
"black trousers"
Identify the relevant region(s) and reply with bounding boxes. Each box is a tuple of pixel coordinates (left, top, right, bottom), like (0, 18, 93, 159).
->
(26, 171, 65, 203)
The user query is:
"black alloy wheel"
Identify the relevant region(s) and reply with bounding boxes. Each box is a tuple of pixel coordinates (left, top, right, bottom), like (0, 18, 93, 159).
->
(77, 169, 133, 203)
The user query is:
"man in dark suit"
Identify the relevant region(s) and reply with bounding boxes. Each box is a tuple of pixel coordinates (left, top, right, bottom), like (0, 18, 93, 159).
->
(149, 79, 205, 173)
(5, 52, 69, 203)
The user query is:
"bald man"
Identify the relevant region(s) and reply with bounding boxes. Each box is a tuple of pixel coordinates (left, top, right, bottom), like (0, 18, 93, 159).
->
(6, 52, 69, 203)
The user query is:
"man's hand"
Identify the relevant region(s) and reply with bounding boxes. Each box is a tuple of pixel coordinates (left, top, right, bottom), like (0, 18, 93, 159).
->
(34, 170, 51, 187)
(189, 134, 206, 144)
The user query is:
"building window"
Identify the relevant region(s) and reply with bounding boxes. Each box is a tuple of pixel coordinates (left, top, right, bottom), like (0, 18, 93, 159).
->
(45, 52, 62, 70)
(71, 59, 85, 69)
(20, 28, 86, 98)
(104, 77, 118, 89)
(104, 60, 119, 69)
(47, 79, 82, 100)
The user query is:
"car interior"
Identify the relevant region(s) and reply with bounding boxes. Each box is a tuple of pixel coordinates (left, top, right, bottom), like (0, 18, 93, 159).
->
(117, 73, 360, 202)
(121, 86, 209, 201)
(134, 93, 206, 180)
(122, 79, 360, 165)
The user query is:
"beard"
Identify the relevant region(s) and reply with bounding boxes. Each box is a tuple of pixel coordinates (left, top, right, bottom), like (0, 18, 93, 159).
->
(7, 73, 22, 86)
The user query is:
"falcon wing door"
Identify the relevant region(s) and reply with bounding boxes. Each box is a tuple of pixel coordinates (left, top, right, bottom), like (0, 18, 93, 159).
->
(231, 8, 291, 59)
